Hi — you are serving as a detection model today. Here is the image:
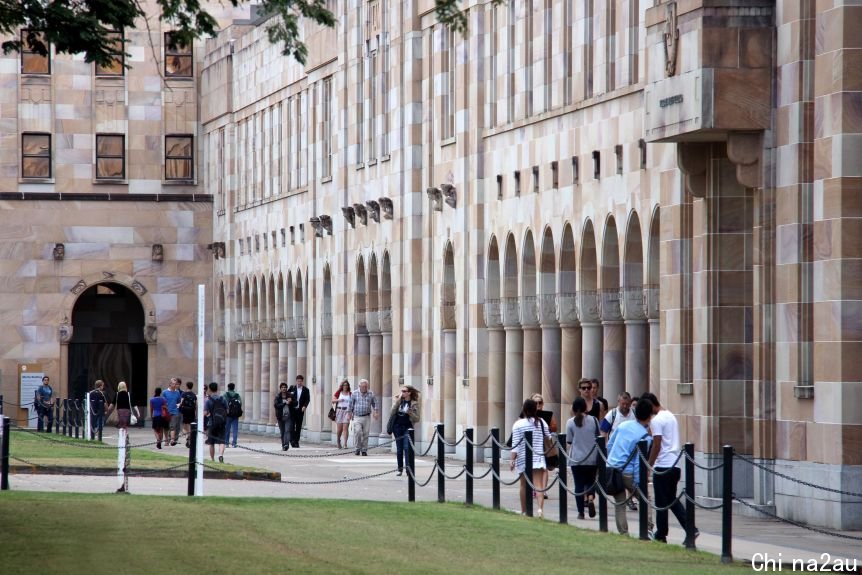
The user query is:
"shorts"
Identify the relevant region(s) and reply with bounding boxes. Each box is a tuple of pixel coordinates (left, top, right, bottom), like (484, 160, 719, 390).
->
(152, 416, 168, 430)
(205, 426, 225, 445)
(181, 410, 195, 425)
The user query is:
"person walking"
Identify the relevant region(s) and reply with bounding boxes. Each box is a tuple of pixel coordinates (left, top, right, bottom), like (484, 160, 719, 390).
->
(224, 382, 243, 448)
(509, 398, 552, 517)
(179, 381, 197, 447)
(115, 381, 139, 430)
(332, 380, 352, 449)
(149, 387, 169, 449)
(286, 375, 310, 448)
(578, 378, 600, 420)
(162, 378, 183, 446)
(89, 379, 110, 440)
(532, 393, 558, 501)
(565, 397, 600, 519)
(388, 385, 419, 476)
(642, 392, 698, 545)
(274, 382, 290, 450)
(605, 399, 654, 535)
(204, 382, 227, 463)
(34, 376, 55, 433)
(348, 379, 379, 456)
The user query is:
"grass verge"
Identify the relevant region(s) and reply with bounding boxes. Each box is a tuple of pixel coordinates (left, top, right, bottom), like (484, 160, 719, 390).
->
(0, 492, 746, 575)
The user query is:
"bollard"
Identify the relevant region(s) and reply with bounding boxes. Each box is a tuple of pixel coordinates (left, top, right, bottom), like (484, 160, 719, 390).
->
(525, 430, 534, 517)
(407, 428, 416, 502)
(721, 445, 733, 563)
(491, 427, 501, 510)
(684, 442, 696, 550)
(596, 436, 608, 532)
(465, 428, 474, 506)
(62, 398, 69, 436)
(1, 416, 10, 490)
(638, 438, 650, 541)
(187, 422, 198, 496)
(557, 432, 567, 524)
(436, 423, 445, 503)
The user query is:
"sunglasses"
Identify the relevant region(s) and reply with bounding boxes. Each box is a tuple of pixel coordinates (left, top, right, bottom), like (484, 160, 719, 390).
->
(579, 386, 591, 390)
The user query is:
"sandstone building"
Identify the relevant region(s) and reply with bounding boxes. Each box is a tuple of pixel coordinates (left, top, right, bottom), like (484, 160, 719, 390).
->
(0, 0, 859, 529)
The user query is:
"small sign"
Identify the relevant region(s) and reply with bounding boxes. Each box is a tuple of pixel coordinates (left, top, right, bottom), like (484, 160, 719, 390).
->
(19, 364, 43, 429)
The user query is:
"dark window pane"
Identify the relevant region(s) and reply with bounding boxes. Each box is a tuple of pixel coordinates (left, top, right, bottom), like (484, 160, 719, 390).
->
(166, 159, 192, 180)
(22, 157, 50, 178)
(96, 135, 124, 157)
(165, 136, 192, 158)
(165, 55, 192, 77)
(22, 53, 49, 74)
(97, 158, 124, 179)
(23, 135, 50, 156)
(21, 31, 50, 74)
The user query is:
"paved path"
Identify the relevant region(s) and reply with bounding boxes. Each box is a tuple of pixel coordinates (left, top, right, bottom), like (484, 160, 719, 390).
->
(8, 428, 861, 568)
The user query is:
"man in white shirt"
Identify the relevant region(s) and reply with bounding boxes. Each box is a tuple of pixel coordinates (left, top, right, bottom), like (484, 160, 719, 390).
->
(642, 392, 698, 544)
(600, 391, 635, 437)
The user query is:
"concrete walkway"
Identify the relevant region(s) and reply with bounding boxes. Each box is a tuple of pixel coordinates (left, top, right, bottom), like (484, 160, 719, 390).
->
(8, 428, 861, 568)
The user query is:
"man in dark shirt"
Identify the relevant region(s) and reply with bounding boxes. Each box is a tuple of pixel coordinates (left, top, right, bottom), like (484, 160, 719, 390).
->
(35, 376, 55, 432)
(286, 375, 310, 448)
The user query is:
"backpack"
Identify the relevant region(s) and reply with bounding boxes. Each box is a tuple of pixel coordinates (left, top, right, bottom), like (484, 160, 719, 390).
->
(180, 391, 196, 413)
(210, 397, 227, 429)
(227, 393, 243, 418)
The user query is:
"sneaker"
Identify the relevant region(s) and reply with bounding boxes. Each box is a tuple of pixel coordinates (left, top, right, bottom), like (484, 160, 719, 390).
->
(219, 456, 224, 463)
(355, 449, 361, 456)
(577, 513, 585, 520)
(170, 441, 177, 446)
(283, 445, 289, 451)
(361, 452, 368, 456)
(156, 441, 162, 449)
(537, 509, 543, 518)
(652, 532, 667, 543)
(683, 528, 701, 547)
(396, 469, 403, 476)
(587, 499, 596, 518)
(627, 499, 638, 511)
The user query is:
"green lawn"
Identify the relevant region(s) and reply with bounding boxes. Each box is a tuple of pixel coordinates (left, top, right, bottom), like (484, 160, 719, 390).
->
(0, 492, 745, 575)
(8, 429, 260, 473)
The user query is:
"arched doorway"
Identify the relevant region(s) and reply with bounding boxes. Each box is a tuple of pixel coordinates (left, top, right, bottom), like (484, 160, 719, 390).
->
(68, 282, 147, 407)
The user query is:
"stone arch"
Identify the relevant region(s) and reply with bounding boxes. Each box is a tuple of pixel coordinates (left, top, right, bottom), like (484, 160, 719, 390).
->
(60, 272, 157, 326)
(560, 223, 577, 319)
(441, 241, 457, 438)
(600, 215, 624, 398)
(539, 227, 557, 324)
(579, 219, 602, 382)
(356, 255, 367, 334)
(623, 211, 645, 300)
(381, 251, 391, 329)
(369, 253, 380, 312)
(503, 233, 519, 319)
(646, 207, 661, 392)
(294, 268, 305, 333)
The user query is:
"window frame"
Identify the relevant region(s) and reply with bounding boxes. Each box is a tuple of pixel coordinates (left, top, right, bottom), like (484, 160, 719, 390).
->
(20, 30, 50, 75)
(164, 134, 194, 181)
(95, 134, 126, 180)
(164, 32, 193, 78)
(21, 132, 52, 179)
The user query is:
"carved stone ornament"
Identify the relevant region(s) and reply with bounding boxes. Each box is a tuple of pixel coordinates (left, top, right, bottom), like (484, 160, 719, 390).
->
(144, 324, 158, 344)
(379, 197, 394, 219)
(53, 243, 65, 261)
(342, 206, 356, 228)
(59, 324, 73, 343)
(130, 280, 148, 296)
(70, 280, 87, 295)
(426, 187, 443, 211)
(310, 216, 324, 237)
(102, 271, 115, 279)
(366, 200, 381, 223)
(663, 1, 679, 77)
(353, 203, 368, 226)
(319, 215, 333, 235)
(152, 243, 164, 262)
(214, 242, 226, 259)
(441, 184, 457, 208)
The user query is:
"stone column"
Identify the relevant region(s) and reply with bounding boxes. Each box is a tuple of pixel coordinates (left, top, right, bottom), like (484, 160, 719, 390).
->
(579, 290, 603, 382)
(381, 331, 393, 428)
(645, 285, 660, 393)
(236, 341, 247, 417)
(252, 339, 262, 427)
(521, 296, 542, 401)
(356, 333, 370, 391)
(557, 293, 582, 418)
(539, 294, 561, 422)
(260, 340, 271, 426)
(243, 340, 253, 428)
(369, 331, 383, 436)
(502, 297, 523, 427)
(485, 298, 506, 433)
(322, 336, 333, 440)
(443, 329, 457, 441)
(296, 338, 307, 381)
(622, 286, 648, 397)
(287, 339, 298, 387)
(601, 289, 625, 401)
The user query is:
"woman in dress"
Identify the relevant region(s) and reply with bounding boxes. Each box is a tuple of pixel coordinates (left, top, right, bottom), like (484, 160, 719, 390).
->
(149, 387, 168, 449)
(565, 396, 600, 519)
(510, 398, 552, 517)
(531, 393, 558, 500)
(388, 385, 420, 476)
(331, 380, 352, 449)
(115, 381, 139, 430)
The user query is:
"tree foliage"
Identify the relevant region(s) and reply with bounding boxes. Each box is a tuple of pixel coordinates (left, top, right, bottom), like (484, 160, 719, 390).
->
(0, 0, 472, 67)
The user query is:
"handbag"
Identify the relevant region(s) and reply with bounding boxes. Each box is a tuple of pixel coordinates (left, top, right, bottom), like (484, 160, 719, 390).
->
(327, 407, 337, 422)
(542, 420, 559, 469)
(602, 467, 625, 496)
(161, 403, 170, 420)
(130, 408, 138, 427)
(386, 411, 397, 435)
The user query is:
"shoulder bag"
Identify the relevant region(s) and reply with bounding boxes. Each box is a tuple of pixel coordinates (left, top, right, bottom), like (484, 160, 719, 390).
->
(542, 419, 559, 470)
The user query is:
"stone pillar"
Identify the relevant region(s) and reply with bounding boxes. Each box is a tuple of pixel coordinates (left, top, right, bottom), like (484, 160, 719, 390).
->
(278, 339, 288, 385)
(381, 331, 393, 430)
(601, 289, 625, 401)
(260, 341, 271, 425)
(252, 340, 262, 426)
(488, 328, 506, 432)
(502, 297, 523, 427)
(322, 336, 333, 440)
(557, 293, 581, 418)
(236, 341, 247, 415)
(443, 329, 457, 441)
(287, 339, 298, 386)
(243, 342, 253, 427)
(296, 338, 307, 380)
(356, 333, 370, 391)
(539, 294, 561, 422)
(369, 332, 383, 436)
(621, 286, 649, 397)
(645, 284, 660, 393)
(579, 290, 603, 382)
(521, 296, 542, 401)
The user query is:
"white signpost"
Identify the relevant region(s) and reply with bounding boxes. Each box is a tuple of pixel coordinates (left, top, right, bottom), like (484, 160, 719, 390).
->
(20, 372, 44, 429)
(195, 284, 205, 496)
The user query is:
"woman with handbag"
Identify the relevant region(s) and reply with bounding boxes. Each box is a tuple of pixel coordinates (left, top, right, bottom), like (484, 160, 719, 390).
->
(565, 396, 600, 519)
(388, 385, 420, 476)
(115, 381, 140, 430)
(510, 398, 552, 517)
(149, 387, 169, 449)
(531, 394, 558, 501)
(331, 380, 352, 449)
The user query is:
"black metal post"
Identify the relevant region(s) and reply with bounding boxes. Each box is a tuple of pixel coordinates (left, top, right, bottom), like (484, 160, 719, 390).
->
(525, 430, 534, 517)
(596, 435, 608, 532)
(557, 432, 567, 524)
(491, 427, 500, 510)
(638, 438, 649, 540)
(465, 428, 474, 506)
(54, 402, 60, 434)
(62, 398, 69, 436)
(407, 428, 416, 502)
(436, 423, 445, 503)
(1, 416, 10, 490)
(684, 442, 696, 550)
(0, 394, 4, 416)
(721, 445, 733, 563)
(187, 422, 197, 496)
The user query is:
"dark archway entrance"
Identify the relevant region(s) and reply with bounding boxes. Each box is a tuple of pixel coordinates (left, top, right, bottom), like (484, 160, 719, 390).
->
(68, 283, 147, 407)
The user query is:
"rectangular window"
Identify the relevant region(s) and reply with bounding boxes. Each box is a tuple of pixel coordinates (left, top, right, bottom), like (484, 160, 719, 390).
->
(615, 144, 623, 175)
(382, 35, 390, 157)
(572, 156, 579, 184)
(443, 26, 456, 140)
(22, 133, 51, 178)
(299, 223, 305, 242)
(95, 134, 125, 179)
(322, 76, 333, 178)
(164, 32, 193, 77)
(369, 48, 377, 161)
(544, 0, 552, 112)
(95, 32, 124, 76)
(239, 239, 244, 255)
(563, 0, 572, 105)
(165, 135, 193, 180)
(514, 170, 521, 196)
(551, 161, 559, 189)
(290, 226, 295, 244)
(497, 174, 503, 200)
(281, 228, 286, 247)
(639, 139, 647, 169)
(532, 165, 540, 193)
(525, 0, 533, 117)
(593, 150, 601, 179)
(21, 31, 50, 74)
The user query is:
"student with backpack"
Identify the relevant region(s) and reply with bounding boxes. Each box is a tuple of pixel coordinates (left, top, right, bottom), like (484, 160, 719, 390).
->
(179, 381, 198, 448)
(224, 382, 243, 448)
(204, 381, 228, 463)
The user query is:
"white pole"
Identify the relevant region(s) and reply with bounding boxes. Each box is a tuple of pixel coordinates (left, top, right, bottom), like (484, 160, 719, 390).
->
(195, 283, 205, 496)
(85, 391, 91, 441)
